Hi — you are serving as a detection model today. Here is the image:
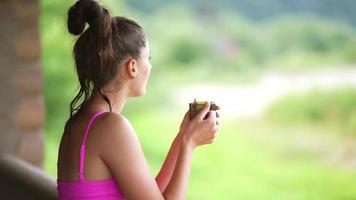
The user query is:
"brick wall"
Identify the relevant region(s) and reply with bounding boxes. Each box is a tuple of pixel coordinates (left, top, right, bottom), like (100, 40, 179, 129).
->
(0, 0, 45, 167)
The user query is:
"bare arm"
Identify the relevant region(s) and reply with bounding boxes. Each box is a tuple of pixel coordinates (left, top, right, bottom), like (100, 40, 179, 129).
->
(155, 134, 182, 192)
(155, 111, 190, 192)
(156, 106, 221, 195)
(163, 103, 218, 200)
(162, 137, 194, 200)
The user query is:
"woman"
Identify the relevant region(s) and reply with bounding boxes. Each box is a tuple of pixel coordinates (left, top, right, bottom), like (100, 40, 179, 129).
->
(57, 0, 220, 199)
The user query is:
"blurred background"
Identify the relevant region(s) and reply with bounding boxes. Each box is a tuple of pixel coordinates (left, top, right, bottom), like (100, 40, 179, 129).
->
(39, 0, 356, 199)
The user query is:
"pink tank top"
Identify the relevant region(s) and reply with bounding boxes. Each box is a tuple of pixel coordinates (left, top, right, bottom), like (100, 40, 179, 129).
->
(57, 111, 126, 200)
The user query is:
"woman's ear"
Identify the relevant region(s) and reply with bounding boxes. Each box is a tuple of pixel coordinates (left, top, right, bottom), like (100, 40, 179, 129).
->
(124, 58, 137, 79)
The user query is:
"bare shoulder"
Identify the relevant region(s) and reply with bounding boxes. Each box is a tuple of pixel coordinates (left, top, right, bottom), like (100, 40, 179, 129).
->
(97, 111, 133, 130)
(94, 112, 140, 155)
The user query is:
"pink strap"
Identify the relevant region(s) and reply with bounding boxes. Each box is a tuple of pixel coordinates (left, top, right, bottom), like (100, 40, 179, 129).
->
(79, 111, 107, 181)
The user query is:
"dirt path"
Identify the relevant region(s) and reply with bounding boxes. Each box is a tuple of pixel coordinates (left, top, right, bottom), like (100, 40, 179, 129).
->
(175, 68, 356, 119)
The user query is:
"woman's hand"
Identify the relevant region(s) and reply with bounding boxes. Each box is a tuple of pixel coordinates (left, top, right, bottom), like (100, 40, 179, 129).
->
(182, 102, 220, 148)
(178, 110, 190, 136)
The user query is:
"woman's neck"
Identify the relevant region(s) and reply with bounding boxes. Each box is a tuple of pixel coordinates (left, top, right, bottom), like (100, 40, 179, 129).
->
(88, 90, 128, 114)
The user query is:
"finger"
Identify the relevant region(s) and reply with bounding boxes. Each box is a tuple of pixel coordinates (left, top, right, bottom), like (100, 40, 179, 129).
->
(213, 124, 218, 132)
(180, 110, 190, 123)
(208, 111, 217, 122)
(196, 101, 211, 120)
(183, 110, 190, 118)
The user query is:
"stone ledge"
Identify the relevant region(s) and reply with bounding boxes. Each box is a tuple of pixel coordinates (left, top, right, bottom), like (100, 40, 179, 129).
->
(0, 153, 57, 200)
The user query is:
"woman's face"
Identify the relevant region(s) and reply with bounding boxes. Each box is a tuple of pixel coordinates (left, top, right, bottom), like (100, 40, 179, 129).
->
(131, 40, 152, 96)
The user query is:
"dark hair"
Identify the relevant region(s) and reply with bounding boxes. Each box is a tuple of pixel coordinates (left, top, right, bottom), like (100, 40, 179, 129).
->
(64, 0, 146, 134)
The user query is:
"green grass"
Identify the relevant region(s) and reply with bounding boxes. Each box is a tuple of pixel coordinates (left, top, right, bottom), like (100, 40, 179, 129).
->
(265, 87, 356, 135)
(44, 112, 356, 199)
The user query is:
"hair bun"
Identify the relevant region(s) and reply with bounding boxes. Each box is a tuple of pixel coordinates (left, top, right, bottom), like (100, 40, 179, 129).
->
(67, 0, 108, 35)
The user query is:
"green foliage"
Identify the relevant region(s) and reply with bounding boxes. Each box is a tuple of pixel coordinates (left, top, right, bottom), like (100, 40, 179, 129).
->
(40, 0, 76, 130)
(169, 37, 210, 65)
(264, 17, 356, 66)
(217, 14, 356, 71)
(265, 88, 356, 134)
(126, 0, 356, 28)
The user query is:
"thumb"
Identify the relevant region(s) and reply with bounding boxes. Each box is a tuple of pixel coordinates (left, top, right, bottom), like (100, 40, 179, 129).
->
(182, 110, 190, 121)
(196, 101, 210, 120)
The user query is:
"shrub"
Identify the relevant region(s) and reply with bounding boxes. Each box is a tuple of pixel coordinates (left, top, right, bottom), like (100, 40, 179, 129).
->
(265, 88, 356, 134)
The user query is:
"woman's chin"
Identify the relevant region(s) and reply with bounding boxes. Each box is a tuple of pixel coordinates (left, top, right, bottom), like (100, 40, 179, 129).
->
(140, 90, 147, 96)
(131, 89, 146, 97)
